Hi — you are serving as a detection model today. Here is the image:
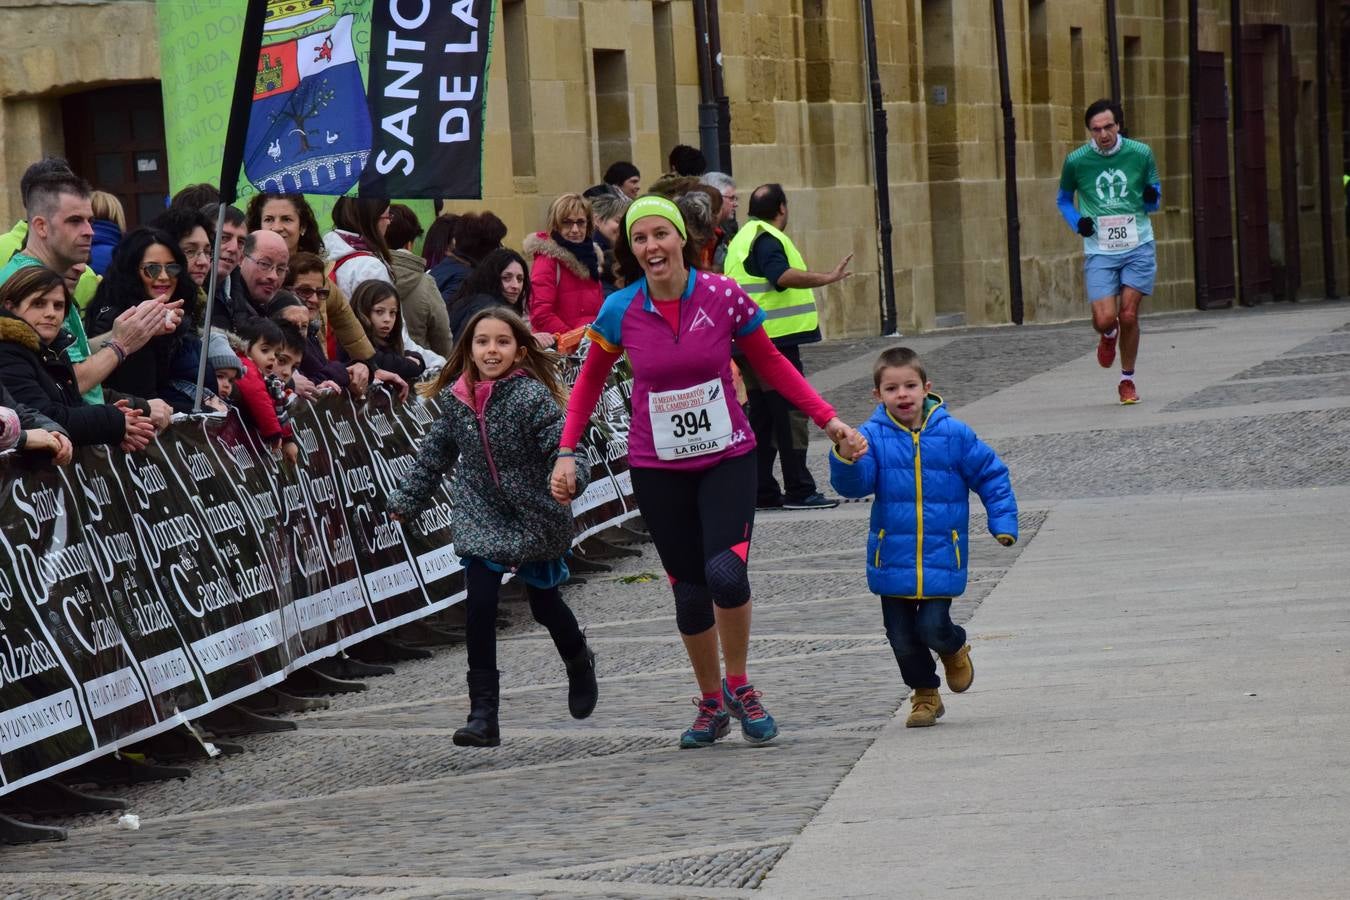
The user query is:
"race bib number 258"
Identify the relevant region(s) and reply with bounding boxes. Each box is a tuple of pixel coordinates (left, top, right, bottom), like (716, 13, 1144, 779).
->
(1097, 214, 1139, 252)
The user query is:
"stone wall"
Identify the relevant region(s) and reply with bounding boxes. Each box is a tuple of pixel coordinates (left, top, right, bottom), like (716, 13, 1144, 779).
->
(0, 0, 1342, 336)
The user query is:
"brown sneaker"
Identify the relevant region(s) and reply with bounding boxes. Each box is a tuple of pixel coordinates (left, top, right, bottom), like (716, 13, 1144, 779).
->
(940, 644, 974, 693)
(905, 687, 945, 727)
(1096, 332, 1118, 368)
(1118, 379, 1140, 405)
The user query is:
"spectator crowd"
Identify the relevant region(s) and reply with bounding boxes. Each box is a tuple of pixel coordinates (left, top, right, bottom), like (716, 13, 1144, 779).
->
(0, 144, 849, 508)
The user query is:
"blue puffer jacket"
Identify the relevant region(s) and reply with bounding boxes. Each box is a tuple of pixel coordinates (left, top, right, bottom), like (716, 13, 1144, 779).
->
(830, 395, 1018, 599)
(89, 219, 122, 276)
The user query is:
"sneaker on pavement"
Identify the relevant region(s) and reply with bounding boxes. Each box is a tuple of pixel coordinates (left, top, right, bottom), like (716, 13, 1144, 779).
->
(1097, 332, 1118, 368)
(1118, 379, 1140, 405)
(755, 496, 784, 511)
(723, 680, 779, 744)
(679, 697, 730, 749)
(782, 492, 839, 511)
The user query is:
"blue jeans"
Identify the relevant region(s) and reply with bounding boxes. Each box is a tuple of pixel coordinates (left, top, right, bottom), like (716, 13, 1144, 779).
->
(881, 598, 966, 690)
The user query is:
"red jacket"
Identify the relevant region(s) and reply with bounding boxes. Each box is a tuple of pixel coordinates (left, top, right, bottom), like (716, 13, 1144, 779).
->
(233, 353, 291, 444)
(523, 232, 604, 335)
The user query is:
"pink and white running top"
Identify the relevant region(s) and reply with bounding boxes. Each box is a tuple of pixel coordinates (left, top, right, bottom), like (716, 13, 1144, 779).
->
(561, 269, 836, 471)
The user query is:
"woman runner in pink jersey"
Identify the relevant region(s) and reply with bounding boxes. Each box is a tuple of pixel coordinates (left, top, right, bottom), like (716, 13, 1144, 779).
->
(550, 195, 867, 748)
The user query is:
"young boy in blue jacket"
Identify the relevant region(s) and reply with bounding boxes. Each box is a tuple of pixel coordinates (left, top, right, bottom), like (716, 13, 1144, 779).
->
(830, 347, 1019, 727)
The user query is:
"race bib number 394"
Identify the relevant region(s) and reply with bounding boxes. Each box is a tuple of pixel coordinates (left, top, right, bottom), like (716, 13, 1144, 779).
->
(1097, 214, 1139, 252)
(649, 378, 733, 461)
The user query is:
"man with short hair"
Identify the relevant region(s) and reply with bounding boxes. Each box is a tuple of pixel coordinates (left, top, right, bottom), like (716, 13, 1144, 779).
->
(701, 171, 739, 269)
(235, 229, 290, 317)
(668, 144, 707, 178)
(724, 183, 852, 510)
(1056, 98, 1161, 405)
(0, 165, 169, 420)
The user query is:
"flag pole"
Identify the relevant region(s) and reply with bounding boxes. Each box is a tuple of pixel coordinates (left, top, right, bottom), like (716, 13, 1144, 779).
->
(195, 0, 270, 412)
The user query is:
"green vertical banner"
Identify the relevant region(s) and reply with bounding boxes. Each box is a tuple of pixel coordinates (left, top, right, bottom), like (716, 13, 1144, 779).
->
(157, 0, 493, 201)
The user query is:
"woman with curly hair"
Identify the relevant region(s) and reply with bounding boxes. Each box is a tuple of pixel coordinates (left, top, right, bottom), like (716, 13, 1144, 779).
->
(85, 227, 201, 411)
(246, 192, 325, 256)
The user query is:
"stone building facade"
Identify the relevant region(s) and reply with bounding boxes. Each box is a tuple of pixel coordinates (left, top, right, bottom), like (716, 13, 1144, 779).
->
(0, 0, 1343, 338)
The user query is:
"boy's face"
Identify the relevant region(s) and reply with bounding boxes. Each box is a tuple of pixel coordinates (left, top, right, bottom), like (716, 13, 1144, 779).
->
(874, 364, 931, 429)
(216, 367, 239, 399)
(248, 339, 277, 375)
(273, 346, 300, 381)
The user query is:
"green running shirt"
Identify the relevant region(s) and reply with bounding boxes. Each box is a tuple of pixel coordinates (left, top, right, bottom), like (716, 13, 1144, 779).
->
(1059, 137, 1160, 256)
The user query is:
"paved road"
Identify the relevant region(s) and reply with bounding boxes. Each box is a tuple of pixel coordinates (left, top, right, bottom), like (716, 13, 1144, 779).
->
(2, 300, 1347, 897)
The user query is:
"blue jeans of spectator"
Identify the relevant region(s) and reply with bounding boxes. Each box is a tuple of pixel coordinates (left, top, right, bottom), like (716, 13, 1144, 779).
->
(881, 597, 966, 690)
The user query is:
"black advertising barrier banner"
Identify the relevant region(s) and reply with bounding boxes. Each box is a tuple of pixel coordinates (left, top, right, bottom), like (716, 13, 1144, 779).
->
(0, 350, 640, 795)
(563, 356, 639, 542)
(0, 453, 105, 788)
(70, 445, 209, 723)
(360, 0, 494, 199)
(286, 398, 376, 651)
(380, 392, 466, 608)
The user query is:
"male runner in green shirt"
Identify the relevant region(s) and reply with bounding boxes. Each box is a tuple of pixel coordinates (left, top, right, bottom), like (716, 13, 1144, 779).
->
(1057, 99, 1161, 405)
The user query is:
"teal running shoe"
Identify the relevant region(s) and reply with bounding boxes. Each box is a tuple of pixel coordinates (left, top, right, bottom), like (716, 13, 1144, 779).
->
(723, 681, 779, 745)
(679, 697, 730, 749)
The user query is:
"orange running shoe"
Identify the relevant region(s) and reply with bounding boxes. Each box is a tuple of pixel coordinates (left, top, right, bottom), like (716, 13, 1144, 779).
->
(1096, 332, 1118, 368)
(1118, 379, 1139, 405)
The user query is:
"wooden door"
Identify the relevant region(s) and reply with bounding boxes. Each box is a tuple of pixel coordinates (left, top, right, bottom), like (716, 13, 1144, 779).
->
(1193, 52, 1236, 307)
(1238, 34, 1274, 301)
(61, 84, 169, 230)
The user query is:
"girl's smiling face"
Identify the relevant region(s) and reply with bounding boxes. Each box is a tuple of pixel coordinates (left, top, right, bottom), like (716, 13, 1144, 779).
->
(470, 316, 524, 382)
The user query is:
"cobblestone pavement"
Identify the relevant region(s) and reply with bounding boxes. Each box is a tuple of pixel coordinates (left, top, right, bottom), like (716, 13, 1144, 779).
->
(3, 300, 1348, 897)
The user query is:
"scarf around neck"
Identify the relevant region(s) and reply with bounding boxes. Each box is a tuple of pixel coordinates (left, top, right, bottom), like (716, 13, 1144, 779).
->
(550, 231, 601, 281)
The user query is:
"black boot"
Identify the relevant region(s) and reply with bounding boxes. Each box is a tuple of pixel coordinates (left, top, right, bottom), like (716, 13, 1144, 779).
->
(563, 642, 598, 720)
(453, 668, 500, 746)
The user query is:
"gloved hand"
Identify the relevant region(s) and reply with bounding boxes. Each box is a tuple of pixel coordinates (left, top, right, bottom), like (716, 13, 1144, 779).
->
(1142, 185, 1160, 204)
(1076, 217, 1095, 237)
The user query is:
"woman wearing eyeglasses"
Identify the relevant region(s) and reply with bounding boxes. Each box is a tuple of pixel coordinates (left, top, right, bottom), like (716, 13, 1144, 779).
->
(280, 252, 356, 390)
(523, 193, 605, 339)
(85, 227, 199, 411)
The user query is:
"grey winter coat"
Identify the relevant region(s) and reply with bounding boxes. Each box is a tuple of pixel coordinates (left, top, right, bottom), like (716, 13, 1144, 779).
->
(387, 373, 589, 565)
(391, 248, 453, 360)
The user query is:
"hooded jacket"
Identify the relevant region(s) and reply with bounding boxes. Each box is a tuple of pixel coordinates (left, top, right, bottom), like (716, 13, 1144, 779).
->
(89, 219, 122, 276)
(830, 395, 1018, 599)
(523, 232, 604, 335)
(391, 248, 452, 359)
(0, 309, 124, 445)
(387, 374, 589, 565)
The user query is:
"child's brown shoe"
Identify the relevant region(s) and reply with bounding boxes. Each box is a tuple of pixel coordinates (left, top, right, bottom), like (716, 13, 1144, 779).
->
(905, 687, 944, 727)
(940, 644, 974, 693)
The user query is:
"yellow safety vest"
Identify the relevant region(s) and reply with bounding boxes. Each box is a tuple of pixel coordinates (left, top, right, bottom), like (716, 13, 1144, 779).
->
(723, 219, 818, 340)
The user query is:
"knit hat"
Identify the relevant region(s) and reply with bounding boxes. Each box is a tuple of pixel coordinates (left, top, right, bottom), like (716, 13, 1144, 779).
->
(624, 195, 687, 242)
(207, 331, 240, 373)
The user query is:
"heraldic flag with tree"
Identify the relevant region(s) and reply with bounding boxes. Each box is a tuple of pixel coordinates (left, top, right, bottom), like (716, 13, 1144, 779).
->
(159, 0, 494, 201)
(246, 13, 370, 195)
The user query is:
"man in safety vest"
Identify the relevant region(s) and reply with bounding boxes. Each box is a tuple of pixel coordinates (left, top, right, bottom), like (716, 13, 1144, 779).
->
(724, 183, 852, 510)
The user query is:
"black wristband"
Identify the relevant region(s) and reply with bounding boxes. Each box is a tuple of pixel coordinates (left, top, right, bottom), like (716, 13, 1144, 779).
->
(15, 431, 27, 451)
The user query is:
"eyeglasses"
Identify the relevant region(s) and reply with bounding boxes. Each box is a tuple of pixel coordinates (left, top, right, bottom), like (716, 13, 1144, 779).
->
(140, 263, 183, 279)
(245, 255, 289, 277)
(292, 286, 331, 301)
(561, 218, 589, 230)
(181, 247, 212, 260)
